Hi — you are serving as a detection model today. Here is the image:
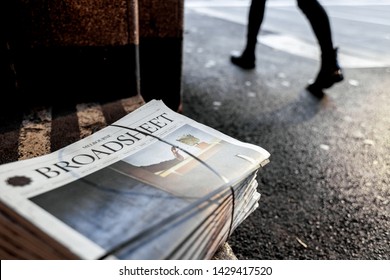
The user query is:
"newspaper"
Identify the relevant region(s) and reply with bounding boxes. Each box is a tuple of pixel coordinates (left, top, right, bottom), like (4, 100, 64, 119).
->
(0, 100, 270, 260)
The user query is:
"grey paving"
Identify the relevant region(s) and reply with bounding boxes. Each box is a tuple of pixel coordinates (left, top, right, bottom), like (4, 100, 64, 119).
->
(181, 4, 390, 259)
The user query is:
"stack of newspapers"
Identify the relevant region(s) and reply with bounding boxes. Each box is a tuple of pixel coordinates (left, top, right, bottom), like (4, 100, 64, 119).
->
(0, 100, 270, 260)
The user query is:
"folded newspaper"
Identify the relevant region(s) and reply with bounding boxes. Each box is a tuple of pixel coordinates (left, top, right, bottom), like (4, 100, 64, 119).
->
(0, 100, 270, 260)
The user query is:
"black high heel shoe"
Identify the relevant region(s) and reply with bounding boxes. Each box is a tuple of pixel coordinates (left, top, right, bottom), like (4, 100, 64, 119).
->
(230, 52, 256, 70)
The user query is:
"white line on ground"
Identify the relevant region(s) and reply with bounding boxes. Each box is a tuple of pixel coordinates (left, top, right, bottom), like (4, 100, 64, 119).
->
(188, 5, 390, 68)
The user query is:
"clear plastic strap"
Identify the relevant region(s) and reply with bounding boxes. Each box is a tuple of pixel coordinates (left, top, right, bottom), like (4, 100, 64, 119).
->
(96, 124, 236, 260)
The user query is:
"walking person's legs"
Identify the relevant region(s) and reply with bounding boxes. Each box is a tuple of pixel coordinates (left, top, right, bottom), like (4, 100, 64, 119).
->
(297, 0, 344, 94)
(231, 0, 267, 69)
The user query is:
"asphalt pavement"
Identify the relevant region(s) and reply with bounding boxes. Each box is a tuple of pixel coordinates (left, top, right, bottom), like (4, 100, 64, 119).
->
(181, 1, 390, 259)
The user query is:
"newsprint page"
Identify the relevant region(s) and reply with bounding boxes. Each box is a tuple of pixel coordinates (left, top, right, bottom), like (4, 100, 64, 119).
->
(0, 100, 270, 260)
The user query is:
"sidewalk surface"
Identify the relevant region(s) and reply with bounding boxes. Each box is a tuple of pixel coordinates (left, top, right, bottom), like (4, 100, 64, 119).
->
(181, 0, 390, 259)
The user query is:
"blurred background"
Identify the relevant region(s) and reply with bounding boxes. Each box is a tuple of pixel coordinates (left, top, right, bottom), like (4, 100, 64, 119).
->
(182, 0, 390, 259)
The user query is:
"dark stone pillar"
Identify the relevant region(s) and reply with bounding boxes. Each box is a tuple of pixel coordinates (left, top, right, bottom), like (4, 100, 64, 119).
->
(138, 0, 184, 112)
(2, 0, 140, 111)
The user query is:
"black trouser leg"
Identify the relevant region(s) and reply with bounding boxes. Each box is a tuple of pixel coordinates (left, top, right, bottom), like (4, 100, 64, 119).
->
(297, 0, 334, 60)
(244, 0, 267, 56)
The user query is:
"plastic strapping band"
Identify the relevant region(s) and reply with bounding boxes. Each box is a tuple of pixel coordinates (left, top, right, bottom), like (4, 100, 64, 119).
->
(97, 124, 236, 259)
